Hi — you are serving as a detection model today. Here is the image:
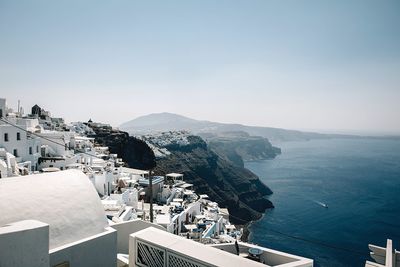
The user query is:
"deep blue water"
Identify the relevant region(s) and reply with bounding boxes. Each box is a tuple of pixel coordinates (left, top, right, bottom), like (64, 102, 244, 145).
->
(246, 138, 400, 267)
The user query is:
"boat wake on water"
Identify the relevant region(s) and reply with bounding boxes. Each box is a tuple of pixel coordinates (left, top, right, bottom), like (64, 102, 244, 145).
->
(313, 200, 329, 208)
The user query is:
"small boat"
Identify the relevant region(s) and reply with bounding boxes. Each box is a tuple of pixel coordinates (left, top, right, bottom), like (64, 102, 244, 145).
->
(315, 201, 328, 208)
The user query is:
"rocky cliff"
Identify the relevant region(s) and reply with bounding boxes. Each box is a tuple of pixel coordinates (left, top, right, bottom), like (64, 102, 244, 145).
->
(142, 132, 274, 224)
(200, 131, 281, 168)
(88, 123, 156, 170)
(88, 124, 274, 224)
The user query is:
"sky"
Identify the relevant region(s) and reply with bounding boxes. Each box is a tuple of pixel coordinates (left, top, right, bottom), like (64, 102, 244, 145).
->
(1, 0, 399, 134)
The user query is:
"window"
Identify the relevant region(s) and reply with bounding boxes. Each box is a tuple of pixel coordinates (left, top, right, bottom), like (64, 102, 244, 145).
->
(36, 146, 39, 153)
(13, 149, 18, 157)
(17, 132, 21, 140)
(29, 147, 32, 155)
(4, 133, 8, 142)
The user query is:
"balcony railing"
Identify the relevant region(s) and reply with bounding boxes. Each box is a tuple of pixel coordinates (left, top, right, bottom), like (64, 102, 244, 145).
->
(136, 239, 208, 267)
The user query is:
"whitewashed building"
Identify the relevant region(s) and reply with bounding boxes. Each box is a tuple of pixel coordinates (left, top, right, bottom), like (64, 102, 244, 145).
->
(0, 98, 41, 174)
(0, 170, 314, 267)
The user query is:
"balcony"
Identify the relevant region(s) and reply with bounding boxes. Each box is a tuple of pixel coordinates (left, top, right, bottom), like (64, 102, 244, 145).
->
(126, 227, 313, 267)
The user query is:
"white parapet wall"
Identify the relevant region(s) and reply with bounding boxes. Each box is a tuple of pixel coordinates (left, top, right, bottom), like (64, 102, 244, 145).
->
(210, 242, 313, 267)
(366, 239, 400, 267)
(111, 219, 166, 254)
(0, 220, 49, 267)
(128, 226, 267, 267)
(49, 226, 117, 267)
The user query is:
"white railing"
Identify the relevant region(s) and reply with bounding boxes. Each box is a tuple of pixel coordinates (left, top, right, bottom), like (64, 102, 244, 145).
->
(136, 240, 209, 267)
(366, 239, 399, 267)
(136, 240, 164, 267)
(386, 239, 393, 267)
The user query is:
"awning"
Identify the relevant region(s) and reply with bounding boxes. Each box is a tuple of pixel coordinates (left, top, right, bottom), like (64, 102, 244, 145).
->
(42, 167, 61, 172)
(156, 214, 171, 225)
(166, 173, 183, 178)
(179, 183, 193, 189)
(184, 224, 197, 230)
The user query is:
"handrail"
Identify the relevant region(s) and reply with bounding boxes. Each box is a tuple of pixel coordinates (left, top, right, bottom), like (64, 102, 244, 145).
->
(385, 239, 393, 267)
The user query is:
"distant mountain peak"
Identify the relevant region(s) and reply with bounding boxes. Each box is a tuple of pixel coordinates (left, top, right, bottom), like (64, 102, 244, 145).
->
(119, 113, 348, 142)
(120, 112, 199, 132)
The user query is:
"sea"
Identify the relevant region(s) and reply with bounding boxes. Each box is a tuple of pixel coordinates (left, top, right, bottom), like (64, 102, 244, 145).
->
(246, 138, 400, 267)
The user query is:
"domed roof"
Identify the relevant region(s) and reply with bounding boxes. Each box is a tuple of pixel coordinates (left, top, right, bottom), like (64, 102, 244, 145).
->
(0, 170, 108, 249)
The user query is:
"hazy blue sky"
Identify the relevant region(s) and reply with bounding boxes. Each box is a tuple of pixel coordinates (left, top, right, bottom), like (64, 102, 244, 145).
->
(1, 0, 399, 134)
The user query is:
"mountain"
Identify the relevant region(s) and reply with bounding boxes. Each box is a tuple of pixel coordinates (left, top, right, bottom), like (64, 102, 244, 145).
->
(120, 112, 332, 142)
(125, 113, 199, 129)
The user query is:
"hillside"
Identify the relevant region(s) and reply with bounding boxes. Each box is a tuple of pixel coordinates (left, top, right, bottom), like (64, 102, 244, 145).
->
(120, 112, 331, 142)
(200, 131, 281, 167)
(88, 123, 156, 170)
(138, 131, 274, 224)
(87, 124, 274, 224)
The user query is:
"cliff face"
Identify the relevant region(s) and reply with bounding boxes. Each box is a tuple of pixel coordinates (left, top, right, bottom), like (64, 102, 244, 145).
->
(151, 135, 274, 224)
(88, 124, 274, 224)
(88, 124, 156, 170)
(200, 131, 281, 168)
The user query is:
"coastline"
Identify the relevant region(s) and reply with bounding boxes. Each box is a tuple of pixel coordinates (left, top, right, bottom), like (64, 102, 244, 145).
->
(239, 208, 268, 242)
(239, 159, 274, 243)
(239, 222, 252, 242)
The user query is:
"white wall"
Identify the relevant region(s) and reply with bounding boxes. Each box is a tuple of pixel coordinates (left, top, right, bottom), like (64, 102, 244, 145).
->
(210, 242, 314, 267)
(0, 220, 49, 267)
(111, 219, 165, 254)
(49, 227, 117, 267)
(0, 98, 6, 117)
(172, 201, 201, 234)
(38, 132, 73, 157)
(0, 158, 7, 177)
(0, 170, 109, 249)
(0, 123, 40, 170)
(39, 158, 67, 170)
(94, 172, 107, 195)
(0, 149, 18, 177)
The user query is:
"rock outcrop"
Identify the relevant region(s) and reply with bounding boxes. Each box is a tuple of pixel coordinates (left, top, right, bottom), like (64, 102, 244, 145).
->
(200, 131, 281, 168)
(88, 123, 156, 170)
(88, 124, 273, 224)
(148, 134, 274, 224)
